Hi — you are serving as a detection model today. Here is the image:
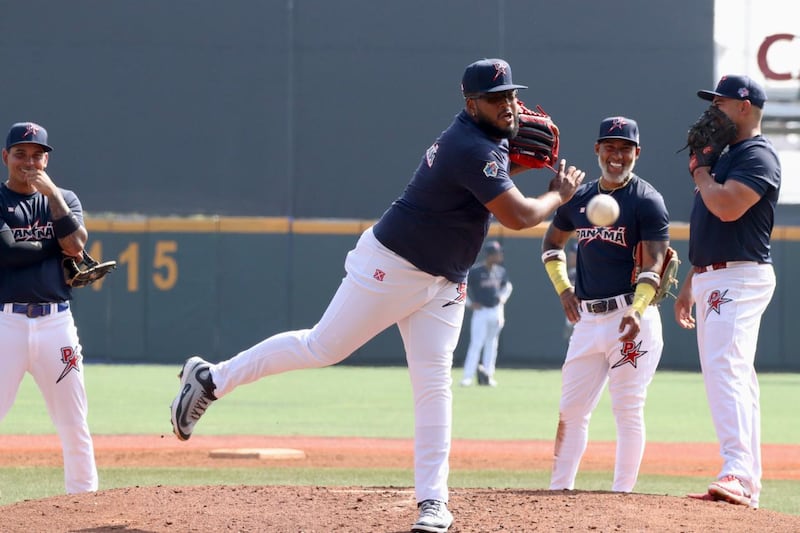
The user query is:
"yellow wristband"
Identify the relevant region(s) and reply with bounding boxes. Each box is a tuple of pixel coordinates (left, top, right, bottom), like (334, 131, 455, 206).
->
(544, 259, 572, 295)
(631, 282, 656, 315)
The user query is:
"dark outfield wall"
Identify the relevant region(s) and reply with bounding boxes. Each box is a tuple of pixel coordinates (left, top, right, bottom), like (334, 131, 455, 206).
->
(74, 219, 798, 372)
(2, 2, 796, 369)
(0, 0, 727, 224)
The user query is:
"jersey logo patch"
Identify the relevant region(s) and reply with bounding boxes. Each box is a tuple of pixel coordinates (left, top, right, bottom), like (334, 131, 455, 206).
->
(575, 226, 627, 247)
(56, 346, 81, 384)
(426, 143, 438, 168)
(705, 288, 733, 319)
(612, 340, 647, 369)
(443, 282, 467, 307)
(373, 268, 386, 282)
(12, 219, 53, 241)
(483, 161, 499, 178)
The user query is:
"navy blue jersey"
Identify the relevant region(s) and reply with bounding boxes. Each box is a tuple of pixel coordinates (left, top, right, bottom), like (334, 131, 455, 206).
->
(373, 111, 515, 282)
(467, 263, 509, 308)
(689, 135, 780, 266)
(0, 182, 81, 302)
(552, 175, 670, 300)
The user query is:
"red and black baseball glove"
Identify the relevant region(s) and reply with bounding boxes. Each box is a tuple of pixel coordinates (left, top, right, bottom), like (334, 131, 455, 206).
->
(509, 102, 560, 171)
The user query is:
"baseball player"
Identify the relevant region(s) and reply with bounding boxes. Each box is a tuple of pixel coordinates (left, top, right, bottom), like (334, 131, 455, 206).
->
(541, 117, 670, 493)
(460, 240, 512, 387)
(678, 75, 780, 509)
(0, 122, 98, 494)
(170, 58, 585, 533)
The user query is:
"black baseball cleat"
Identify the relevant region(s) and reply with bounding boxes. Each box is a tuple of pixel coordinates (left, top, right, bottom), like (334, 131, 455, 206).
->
(477, 364, 489, 386)
(170, 356, 217, 441)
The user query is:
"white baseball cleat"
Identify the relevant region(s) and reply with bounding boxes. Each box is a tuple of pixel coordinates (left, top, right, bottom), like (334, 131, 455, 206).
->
(412, 499, 453, 533)
(707, 475, 752, 507)
(170, 356, 217, 441)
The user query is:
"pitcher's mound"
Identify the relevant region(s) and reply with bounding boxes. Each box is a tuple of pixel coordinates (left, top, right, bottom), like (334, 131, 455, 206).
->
(209, 448, 306, 460)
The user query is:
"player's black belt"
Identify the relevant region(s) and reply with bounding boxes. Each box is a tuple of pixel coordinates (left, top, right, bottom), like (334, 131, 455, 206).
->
(3, 302, 70, 318)
(580, 293, 634, 314)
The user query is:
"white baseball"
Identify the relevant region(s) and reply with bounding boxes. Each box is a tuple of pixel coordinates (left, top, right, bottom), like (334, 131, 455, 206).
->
(586, 194, 620, 226)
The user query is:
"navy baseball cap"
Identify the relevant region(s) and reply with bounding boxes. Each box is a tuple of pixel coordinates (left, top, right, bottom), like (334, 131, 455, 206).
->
(5, 122, 53, 152)
(462, 59, 527, 95)
(697, 75, 767, 108)
(483, 240, 503, 255)
(597, 116, 639, 145)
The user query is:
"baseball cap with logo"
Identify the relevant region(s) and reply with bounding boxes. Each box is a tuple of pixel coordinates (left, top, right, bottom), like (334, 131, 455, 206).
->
(462, 59, 527, 95)
(697, 75, 767, 108)
(597, 116, 639, 145)
(5, 122, 53, 152)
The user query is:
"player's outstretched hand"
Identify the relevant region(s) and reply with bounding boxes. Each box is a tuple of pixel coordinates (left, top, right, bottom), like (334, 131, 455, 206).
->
(549, 159, 585, 204)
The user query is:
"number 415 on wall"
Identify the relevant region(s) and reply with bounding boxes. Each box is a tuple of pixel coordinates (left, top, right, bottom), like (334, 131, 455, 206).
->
(86, 240, 178, 292)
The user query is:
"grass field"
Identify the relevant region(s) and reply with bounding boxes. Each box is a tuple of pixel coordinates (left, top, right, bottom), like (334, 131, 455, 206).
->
(1, 365, 799, 513)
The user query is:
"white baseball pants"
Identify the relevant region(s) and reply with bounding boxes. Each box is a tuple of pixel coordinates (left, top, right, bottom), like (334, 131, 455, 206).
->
(211, 226, 465, 504)
(0, 307, 98, 494)
(692, 262, 775, 508)
(550, 303, 662, 492)
(462, 305, 505, 380)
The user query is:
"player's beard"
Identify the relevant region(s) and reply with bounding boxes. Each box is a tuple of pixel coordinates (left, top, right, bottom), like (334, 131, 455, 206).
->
(476, 113, 519, 140)
(598, 155, 636, 185)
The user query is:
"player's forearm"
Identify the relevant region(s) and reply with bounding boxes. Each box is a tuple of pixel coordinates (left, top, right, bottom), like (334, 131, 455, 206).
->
(692, 170, 751, 221)
(0, 231, 60, 267)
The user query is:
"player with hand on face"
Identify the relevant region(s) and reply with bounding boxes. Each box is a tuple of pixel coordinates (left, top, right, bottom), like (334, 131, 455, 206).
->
(170, 58, 585, 533)
(541, 117, 670, 493)
(679, 75, 780, 509)
(0, 122, 98, 494)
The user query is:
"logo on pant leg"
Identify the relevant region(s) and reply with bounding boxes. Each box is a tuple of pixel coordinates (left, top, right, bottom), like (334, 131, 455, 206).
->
(443, 282, 467, 307)
(705, 289, 732, 319)
(56, 346, 81, 383)
(612, 340, 647, 369)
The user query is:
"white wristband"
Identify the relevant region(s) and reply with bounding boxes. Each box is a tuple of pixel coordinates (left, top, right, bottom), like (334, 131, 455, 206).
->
(637, 271, 661, 285)
(541, 249, 567, 263)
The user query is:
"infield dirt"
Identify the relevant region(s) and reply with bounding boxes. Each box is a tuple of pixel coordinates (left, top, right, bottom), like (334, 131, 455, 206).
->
(2, 434, 799, 532)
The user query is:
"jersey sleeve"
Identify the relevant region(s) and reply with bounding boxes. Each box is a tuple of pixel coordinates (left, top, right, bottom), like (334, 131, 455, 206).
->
(637, 188, 670, 242)
(726, 143, 781, 197)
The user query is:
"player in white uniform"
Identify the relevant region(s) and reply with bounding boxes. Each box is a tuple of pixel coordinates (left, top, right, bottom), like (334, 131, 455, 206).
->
(169, 58, 585, 533)
(460, 240, 512, 387)
(541, 117, 670, 493)
(0, 122, 98, 494)
(678, 75, 780, 509)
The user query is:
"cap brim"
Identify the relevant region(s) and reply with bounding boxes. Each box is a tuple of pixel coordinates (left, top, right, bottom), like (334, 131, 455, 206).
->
(597, 135, 638, 145)
(697, 90, 719, 102)
(483, 84, 528, 93)
(6, 140, 53, 152)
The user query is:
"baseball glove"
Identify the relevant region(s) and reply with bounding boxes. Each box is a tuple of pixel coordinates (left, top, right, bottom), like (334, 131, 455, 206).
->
(509, 102, 560, 171)
(682, 105, 737, 174)
(630, 244, 681, 305)
(63, 252, 117, 288)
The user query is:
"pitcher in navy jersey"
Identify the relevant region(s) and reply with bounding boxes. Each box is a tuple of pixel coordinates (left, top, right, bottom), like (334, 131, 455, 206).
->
(169, 58, 584, 533)
(541, 117, 670, 493)
(678, 75, 781, 509)
(0, 122, 98, 494)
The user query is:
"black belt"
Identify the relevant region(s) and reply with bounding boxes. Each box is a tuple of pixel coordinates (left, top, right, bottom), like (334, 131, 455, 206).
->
(6, 302, 69, 318)
(581, 293, 634, 314)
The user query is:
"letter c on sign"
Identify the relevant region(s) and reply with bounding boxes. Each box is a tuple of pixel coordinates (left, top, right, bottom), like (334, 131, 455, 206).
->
(758, 33, 795, 81)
